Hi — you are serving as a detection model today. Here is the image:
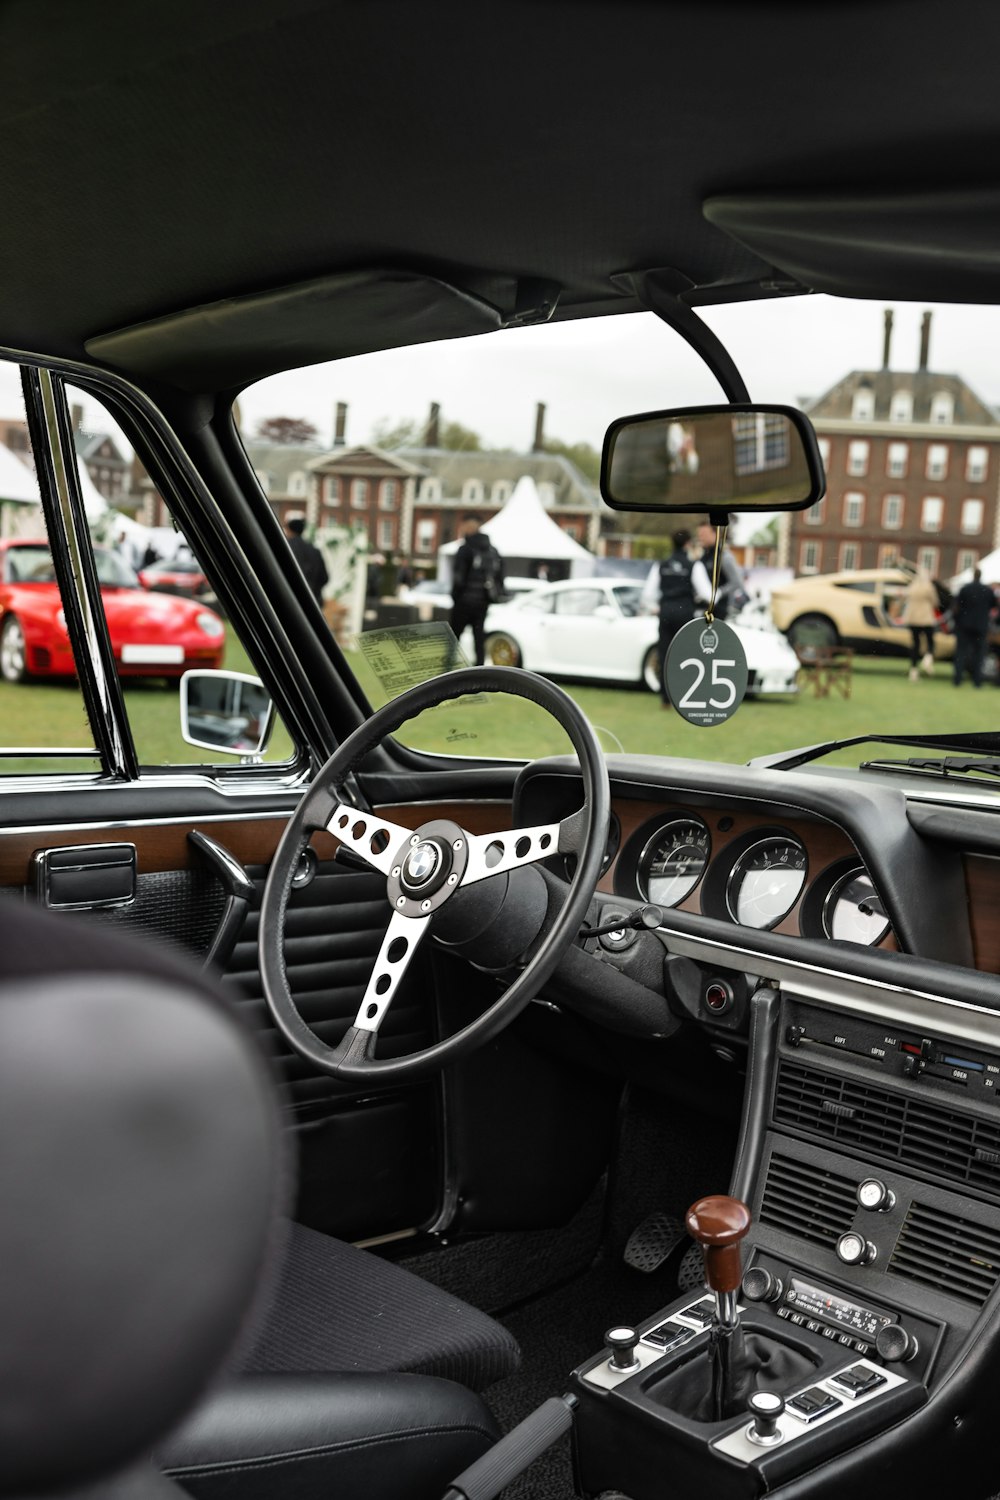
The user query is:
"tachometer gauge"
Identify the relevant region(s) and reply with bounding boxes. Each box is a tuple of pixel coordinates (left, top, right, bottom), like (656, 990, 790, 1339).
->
(727, 836, 807, 929)
(824, 869, 889, 945)
(637, 817, 710, 907)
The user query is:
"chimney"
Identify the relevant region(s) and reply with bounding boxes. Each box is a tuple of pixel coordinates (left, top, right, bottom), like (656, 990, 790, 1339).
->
(882, 309, 893, 370)
(333, 402, 347, 447)
(532, 401, 546, 453)
(919, 310, 932, 372)
(70, 403, 83, 432)
(427, 402, 441, 448)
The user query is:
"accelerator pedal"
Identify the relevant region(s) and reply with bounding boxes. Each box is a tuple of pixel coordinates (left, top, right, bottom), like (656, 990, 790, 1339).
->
(676, 1241, 708, 1293)
(623, 1211, 688, 1273)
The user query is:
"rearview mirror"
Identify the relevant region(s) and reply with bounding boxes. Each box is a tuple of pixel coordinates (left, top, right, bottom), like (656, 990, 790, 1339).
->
(180, 669, 275, 757)
(601, 404, 825, 515)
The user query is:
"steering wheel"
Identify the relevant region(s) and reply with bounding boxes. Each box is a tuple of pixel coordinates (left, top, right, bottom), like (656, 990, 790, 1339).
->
(260, 666, 610, 1083)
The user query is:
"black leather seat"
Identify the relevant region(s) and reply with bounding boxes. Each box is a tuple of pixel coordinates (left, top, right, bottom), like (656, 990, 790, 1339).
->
(0, 914, 502, 1500)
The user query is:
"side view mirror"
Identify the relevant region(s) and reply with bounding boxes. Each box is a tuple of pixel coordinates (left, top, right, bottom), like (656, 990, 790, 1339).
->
(180, 669, 275, 758)
(601, 403, 825, 516)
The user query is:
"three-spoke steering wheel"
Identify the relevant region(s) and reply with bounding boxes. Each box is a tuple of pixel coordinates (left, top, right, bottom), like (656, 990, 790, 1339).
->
(260, 667, 609, 1083)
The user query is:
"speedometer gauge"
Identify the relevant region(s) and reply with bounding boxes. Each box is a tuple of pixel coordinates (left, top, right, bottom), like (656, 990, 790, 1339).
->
(637, 818, 710, 907)
(727, 836, 807, 929)
(824, 869, 890, 945)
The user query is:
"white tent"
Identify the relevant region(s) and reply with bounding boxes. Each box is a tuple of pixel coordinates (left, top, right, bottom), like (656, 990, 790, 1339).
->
(437, 474, 594, 584)
(950, 549, 1000, 591)
(0, 440, 108, 530)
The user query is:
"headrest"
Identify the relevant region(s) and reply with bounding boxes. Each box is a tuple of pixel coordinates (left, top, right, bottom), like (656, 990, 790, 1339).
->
(0, 974, 286, 1495)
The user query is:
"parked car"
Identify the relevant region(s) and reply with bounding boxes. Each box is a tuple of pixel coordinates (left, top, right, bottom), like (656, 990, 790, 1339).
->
(485, 577, 801, 695)
(770, 566, 959, 660)
(138, 553, 214, 600)
(9, 8, 1000, 1500)
(0, 539, 225, 683)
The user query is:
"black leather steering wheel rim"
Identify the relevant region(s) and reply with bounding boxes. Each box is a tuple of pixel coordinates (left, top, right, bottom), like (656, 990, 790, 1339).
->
(259, 666, 609, 1084)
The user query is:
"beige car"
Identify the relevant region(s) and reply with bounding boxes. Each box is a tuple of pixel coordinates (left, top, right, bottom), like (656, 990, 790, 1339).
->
(770, 567, 960, 662)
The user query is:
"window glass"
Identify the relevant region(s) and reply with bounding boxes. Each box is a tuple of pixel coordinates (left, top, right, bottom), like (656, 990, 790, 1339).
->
(847, 439, 869, 476)
(0, 372, 98, 774)
(843, 492, 864, 526)
(961, 498, 984, 534)
(921, 496, 944, 532)
(555, 588, 605, 615)
(926, 443, 949, 480)
(967, 446, 988, 482)
(64, 383, 296, 769)
(887, 441, 908, 477)
(890, 391, 912, 422)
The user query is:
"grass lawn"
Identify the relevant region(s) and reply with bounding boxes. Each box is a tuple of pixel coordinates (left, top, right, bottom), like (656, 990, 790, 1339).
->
(3, 634, 998, 775)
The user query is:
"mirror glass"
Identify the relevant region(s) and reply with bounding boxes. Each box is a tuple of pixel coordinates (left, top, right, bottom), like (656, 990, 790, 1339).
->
(180, 670, 275, 756)
(602, 405, 823, 513)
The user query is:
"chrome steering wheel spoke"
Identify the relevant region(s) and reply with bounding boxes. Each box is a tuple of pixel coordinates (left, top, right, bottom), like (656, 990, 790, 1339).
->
(461, 811, 581, 886)
(326, 803, 415, 876)
(353, 909, 432, 1034)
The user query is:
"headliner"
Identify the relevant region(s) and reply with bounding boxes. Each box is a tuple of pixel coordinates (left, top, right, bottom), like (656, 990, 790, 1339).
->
(5, 0, 1000, 392)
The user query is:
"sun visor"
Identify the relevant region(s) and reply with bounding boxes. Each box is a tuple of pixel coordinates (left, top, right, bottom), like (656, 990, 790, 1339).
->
(85, 268, 504, 393)
(704, 189, 1000, 302)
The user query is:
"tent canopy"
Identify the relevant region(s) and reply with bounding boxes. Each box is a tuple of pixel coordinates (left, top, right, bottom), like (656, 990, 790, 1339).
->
(438, 475, 594, 582)
(0, 441, 108, 522)
(950, 550, 1000, 591)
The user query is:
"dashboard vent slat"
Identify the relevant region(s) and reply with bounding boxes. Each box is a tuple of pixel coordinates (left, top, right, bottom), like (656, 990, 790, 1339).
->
(774, 1061, 1000, 1201)
(759, 1151, 857, 1248)
(889, 1203, 1000, 1305)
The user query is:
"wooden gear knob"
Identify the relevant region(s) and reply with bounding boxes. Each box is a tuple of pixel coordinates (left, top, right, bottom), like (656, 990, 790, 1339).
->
(685, 1194, 752, 1293)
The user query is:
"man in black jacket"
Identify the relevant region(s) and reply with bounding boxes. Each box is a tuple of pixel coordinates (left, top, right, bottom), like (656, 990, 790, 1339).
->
(449, 517, 505, 666)
(284, 514, 329, 604)
(642, 529, 695, 705)
(952, 568, 997, 687)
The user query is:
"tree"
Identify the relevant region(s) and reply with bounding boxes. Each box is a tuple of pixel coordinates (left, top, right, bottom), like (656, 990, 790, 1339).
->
(439, 419, 482, 452)
(542, 436, 600, 485)
(255, 416, 319, 445)
(371, 415, 484, 451)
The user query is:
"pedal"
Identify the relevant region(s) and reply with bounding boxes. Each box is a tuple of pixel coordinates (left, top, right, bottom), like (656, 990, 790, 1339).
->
(623, 1211, 687, 1273)
(676, 1241, 707, 1293)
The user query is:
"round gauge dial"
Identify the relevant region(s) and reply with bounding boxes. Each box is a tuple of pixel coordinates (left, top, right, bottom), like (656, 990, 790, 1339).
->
(637, 818, 710, 907)
(727, 836, 807, 929)
(824, 869, 889, 946)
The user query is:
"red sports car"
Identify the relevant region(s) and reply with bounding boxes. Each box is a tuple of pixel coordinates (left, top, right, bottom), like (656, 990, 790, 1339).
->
(0, 539, 225, 684)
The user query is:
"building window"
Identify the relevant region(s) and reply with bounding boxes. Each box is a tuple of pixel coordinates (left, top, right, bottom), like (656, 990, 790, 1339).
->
(415, 518, 436, 554)
(839, 542, 860, 570)
(847, 439, 869, 476)
(462, 478, 484, 503)
(800, 540, 821, 572)
(967, 446, 989, 483)
(843, 492, 864, 527)
(878, 544, 901, 568)
(817, 438, 831, 470)
(379, 480, 398, 511)
(288, 470, 306, 496)
(420, 477, 441, 502)
(491, 480, 512, 504)
(882, 494, 904, 529)
(852, 389, 875, 421)
(961, 498, 984, 535)
(886, 442, 908, 478)
(930, 391, 954, 424)
(805, 497, 825, 525)
(926, 444, 949, 480)
(732, 412, 790, 474)
(918, 546, 939, 574)
(921, 496, 944, 532)
(537, 481, 557, 506)
(890, 391, 913, 422)
(377, 518, 394, 549)
(327, 476, 339, 504)
(957, 549, 979, 573)
(351, 478, 368, 509)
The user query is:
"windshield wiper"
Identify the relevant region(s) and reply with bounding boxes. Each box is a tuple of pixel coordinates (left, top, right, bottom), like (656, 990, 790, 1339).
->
(858, 754, 1000, 783)
(752, 730, 1000, 772)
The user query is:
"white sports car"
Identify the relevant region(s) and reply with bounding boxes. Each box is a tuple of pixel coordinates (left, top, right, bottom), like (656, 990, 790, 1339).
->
(483, 578, 801, 696)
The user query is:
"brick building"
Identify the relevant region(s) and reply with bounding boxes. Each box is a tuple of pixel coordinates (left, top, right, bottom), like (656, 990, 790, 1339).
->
(784, 311, 1000, 581)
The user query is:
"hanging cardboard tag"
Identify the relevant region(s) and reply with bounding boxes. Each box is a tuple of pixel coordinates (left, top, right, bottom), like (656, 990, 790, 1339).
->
(664, 618, 747, 727)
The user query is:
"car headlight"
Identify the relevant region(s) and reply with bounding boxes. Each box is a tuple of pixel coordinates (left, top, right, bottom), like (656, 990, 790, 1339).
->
(196, 611, 224, 638)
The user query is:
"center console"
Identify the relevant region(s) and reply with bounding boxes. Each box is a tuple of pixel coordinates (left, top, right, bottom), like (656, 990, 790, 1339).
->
(570, 980, 1000, 1499)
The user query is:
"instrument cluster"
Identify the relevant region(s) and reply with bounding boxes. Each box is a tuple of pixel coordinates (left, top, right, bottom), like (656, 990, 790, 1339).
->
(623, 812, 890, 945)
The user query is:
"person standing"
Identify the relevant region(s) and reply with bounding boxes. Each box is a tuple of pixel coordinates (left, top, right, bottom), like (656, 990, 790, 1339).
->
(283, 514, 328, 604)
(952, 568, 996, 687)
(690, 522, 746, 619)
(642, 530, 695, 706)
(901, 569, 939, 681)
(449, 516, 504, 666)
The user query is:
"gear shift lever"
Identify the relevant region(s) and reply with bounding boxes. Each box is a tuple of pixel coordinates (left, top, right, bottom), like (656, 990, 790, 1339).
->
(685, 1194, 752, 1420)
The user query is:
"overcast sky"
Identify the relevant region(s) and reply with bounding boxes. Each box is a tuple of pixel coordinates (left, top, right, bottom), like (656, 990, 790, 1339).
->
(3, 299, 1000, 454)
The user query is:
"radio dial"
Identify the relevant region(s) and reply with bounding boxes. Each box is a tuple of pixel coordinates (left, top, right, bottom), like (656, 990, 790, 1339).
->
(875, 1323, 918, 1363)
(857, 1178, 895, 1213)
(741, 1267, 784, 1304)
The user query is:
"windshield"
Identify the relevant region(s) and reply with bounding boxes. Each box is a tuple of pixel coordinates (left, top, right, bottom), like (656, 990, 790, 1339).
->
(241, 299, 1000, 770)
(8, 545, 140, 589)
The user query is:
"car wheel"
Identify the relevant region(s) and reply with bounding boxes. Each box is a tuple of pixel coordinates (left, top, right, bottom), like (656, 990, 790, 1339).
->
(787, 612, 839, 651)
(0, 615, 28, 683)
(641, 644, 661, 693)
(486, 632, 522, 668)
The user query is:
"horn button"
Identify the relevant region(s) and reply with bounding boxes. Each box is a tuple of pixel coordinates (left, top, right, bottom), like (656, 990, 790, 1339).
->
(387, 820, 469, 917)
